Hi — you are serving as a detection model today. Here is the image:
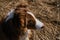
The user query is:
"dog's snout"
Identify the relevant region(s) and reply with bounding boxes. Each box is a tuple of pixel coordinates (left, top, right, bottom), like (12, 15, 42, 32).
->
(35, 19, 44, 29)
(41, 26, 44, 29)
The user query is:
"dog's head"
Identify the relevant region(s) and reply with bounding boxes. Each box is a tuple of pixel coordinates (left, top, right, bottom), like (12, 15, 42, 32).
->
(14, 4, 44, 31)
(13, 4, 36, 35)
(1, 3, 44, 40)
(6, 3, 44, 31)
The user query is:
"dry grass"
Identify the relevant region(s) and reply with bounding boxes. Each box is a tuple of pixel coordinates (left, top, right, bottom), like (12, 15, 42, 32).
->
(0, 0, 60, 40)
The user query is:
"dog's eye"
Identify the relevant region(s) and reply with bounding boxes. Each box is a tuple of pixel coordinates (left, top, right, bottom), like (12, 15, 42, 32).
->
(27, 20, 34, 26)
(27, 20, 36, 29)
(28, 20, 33, 24)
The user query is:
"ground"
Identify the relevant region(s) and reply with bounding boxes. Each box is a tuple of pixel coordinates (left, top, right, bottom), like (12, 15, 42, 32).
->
(0, 0, 60, 40)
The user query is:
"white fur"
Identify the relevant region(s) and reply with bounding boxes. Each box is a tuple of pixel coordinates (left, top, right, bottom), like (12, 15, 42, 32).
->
(27, 11, 44, 29)
(26, 29, 31, 40)
(19, 35, 29, 40)
(19, 30, 31, 40)
(5, 9, 14, 21)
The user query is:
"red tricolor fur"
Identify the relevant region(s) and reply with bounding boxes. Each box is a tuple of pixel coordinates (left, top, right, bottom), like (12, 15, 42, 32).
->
(1, 3, 44, 40)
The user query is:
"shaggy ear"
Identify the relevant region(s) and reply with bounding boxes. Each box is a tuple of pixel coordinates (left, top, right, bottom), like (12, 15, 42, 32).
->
(5, 9, 15, 21)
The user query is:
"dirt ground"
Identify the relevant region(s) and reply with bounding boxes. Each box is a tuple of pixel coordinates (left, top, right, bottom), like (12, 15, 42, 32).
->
(0, 0, 60, 40)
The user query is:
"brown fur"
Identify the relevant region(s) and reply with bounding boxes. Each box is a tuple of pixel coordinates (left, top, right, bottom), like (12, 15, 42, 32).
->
(15, 4, 36, 40)
(0, 3, 36, 40)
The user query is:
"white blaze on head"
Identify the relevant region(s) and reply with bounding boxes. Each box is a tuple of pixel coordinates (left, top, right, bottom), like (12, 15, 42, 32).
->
(27, 11, 44, 29)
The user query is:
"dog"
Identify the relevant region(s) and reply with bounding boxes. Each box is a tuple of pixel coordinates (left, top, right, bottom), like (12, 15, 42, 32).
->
(1, 3, 44, 40)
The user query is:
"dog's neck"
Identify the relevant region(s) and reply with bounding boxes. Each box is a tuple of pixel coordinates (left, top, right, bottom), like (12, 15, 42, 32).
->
(18, 29, 32, 40)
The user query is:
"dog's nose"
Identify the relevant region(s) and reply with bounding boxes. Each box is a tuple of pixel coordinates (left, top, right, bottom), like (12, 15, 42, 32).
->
(41, 26, 44, 29)
(41, 23, 45, 29)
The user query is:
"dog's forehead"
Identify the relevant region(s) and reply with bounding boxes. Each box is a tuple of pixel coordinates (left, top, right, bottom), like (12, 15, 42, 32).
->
(16, 11, 35, 20)
(19, 12, 35, 24)
(19, 11, 36, 29)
